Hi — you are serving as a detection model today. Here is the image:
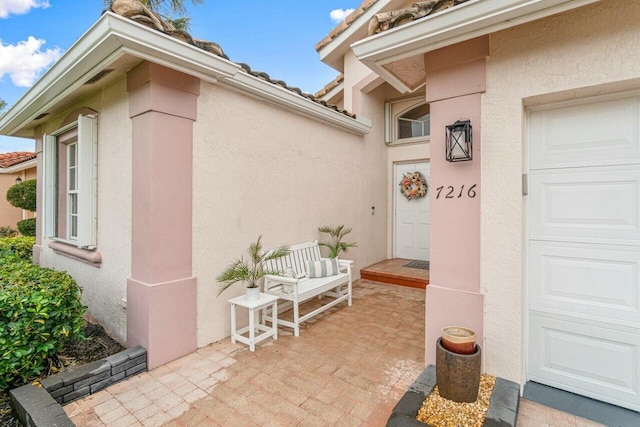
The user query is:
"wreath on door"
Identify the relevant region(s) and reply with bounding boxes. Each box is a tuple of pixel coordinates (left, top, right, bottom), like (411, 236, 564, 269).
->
(399, 171, 428, 200)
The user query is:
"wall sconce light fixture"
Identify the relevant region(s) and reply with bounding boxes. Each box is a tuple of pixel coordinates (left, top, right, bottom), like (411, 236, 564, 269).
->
(15, 176, 22, 185)
(445, 120, 472, 162)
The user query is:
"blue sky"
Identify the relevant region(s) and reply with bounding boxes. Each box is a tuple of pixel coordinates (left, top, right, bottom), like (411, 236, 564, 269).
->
(0, 0, 362, 152)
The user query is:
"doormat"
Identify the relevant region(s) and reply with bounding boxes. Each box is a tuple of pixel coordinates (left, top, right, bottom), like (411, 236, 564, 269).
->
(404, 260, 429, 270)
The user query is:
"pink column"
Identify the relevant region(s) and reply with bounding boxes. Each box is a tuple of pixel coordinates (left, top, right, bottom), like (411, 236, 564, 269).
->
(424, 37, 488, 365)
(126, 62, 200, 369)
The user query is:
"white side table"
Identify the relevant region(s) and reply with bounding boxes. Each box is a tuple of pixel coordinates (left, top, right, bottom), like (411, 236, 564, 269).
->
(228, 293, 279, 351)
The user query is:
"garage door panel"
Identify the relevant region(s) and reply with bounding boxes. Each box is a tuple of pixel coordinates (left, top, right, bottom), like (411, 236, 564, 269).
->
(529, 314, 640, 410)
(529, 94, 640, 411)
(530, 242, 640, 323)
(530, 96, 640, 170)
(530, 167, 640, 245)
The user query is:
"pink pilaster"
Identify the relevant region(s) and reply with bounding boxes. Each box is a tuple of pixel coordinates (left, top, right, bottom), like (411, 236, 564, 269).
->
(126, 62, 200, 369)
(425, 37, 488, 365)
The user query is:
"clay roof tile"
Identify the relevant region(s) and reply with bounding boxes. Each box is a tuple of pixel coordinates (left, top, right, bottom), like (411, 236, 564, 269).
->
(0, 152, 37, 169)
(315, 0, 379, 51)
(109, 0, 356, 119)
(314, 74, 344, 99)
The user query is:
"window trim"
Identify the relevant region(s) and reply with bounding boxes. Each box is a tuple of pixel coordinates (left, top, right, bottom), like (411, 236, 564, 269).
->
(67, 141, 79, 241)
(385, 96, 431, 146)
(43, 114, 98, 250)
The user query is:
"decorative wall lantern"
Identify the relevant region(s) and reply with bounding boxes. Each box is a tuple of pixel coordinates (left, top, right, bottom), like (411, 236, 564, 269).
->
(15, 176, 22, 185)
(445, 120, 472, 162)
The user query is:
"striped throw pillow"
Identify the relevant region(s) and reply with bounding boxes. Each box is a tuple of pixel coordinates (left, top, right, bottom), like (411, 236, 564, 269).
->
(306, 258, 339, 278)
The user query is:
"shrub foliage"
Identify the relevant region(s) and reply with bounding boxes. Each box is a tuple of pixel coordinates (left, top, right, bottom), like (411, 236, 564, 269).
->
(0, 226, 17, 238)
(6, 179, 36, 212)
(0, 253, 86, 390)
(0, 236, 35, 261)
(17, 218, 36, 237)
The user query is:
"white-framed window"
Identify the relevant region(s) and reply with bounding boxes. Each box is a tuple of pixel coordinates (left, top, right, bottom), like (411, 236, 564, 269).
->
(43, 114, 98, 249)
(67, 142, 79, 240)
(398, 103, 430, 140)
(385, 96, 431, 145)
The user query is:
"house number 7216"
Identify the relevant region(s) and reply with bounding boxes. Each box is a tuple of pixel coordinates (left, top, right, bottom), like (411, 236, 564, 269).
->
(435, 184, 477, 199)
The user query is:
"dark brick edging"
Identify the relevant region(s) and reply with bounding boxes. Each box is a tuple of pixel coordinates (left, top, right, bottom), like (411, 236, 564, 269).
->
(9, 346, 146, 427)
(386, 364, 520, 427)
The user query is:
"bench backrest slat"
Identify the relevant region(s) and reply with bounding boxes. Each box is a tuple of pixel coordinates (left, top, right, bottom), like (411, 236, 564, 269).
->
(263, 240, 321, 276)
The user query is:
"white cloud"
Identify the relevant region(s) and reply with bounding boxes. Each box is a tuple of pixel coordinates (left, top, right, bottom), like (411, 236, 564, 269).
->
(330, 8, 355, 24)
(0, 0, 51, 19)
(0, 36, 62, 87)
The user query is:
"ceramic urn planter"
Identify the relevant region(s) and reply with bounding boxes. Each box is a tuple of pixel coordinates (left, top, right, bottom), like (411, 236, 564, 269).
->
(441, 326, 476, 354)
(437, 326, 481, 403)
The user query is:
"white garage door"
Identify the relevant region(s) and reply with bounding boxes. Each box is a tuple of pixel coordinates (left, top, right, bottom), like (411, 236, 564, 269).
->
(528, 94, 640, 411)
(395, 162, 430, 261)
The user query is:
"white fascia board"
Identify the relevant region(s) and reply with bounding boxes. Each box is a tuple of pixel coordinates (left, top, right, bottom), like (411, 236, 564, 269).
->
(107, 14, 240, 83)
(0, 12, 240, 137)
(0, 159, 37, 174)
(352, 0, 601, 67)
(319, 82, 344, 104)
(0, 17, 119, 137)
(317, 0, 394, 71)
(222, 72, 371, 135)
(0, 12, 369, 138)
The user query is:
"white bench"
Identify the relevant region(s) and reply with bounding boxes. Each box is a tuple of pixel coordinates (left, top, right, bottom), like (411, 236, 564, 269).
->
(262, 240, 353, 336)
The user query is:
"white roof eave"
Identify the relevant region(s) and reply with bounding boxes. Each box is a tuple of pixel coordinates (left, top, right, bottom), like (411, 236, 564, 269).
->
(0, 13, 240, 137)
(0, 159, 37, 174)
(351, 0, 601, 92)
(317, 0, 396, 72)
(1, 12, 371, 138)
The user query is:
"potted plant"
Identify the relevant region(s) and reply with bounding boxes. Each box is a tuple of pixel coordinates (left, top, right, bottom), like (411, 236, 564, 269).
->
(318, 225, 357, 259)
(217, 235, 289, 301)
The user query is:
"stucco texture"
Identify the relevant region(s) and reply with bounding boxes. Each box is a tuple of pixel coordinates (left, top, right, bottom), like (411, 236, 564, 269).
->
(193, 81, 388, 346)
(482, 0, 640, 383)
(37, 77, 132, 343)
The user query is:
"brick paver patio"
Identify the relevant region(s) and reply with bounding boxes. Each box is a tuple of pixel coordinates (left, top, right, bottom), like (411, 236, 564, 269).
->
(65, 280, 426, 426)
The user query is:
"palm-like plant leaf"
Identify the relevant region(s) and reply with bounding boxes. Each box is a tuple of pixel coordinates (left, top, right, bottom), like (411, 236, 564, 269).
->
(217, 236, 290, 297)
(318, 225, 357, 258)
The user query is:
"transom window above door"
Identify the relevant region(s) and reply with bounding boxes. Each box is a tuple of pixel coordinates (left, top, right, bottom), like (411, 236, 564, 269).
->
(398, 103, 430, 140)
(385, 96, 431, 145)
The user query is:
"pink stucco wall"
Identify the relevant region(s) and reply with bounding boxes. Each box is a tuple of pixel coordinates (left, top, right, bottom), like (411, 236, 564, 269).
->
(0, 168, 35, 231)
(424, 37, 488, 365)
(126, 62, 199, 369)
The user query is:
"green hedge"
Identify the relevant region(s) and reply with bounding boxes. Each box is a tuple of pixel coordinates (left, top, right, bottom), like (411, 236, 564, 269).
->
(0, 253, 86, 390)
(17, 218, 36, 237)
(0, 236, 35, 261)
(6, 179, 36, 212)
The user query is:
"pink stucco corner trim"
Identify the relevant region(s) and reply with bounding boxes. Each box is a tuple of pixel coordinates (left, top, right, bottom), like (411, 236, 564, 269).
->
(127, 61, 200, 95)
(126, 62, 199, 369)
(424, 42, 486, 367)
(425, 285, 484, 366)
(424, 36, 489, 73)
(352, 72, 383, 114)
(127, 277, 197, 369)
(127, 62, 200, 121)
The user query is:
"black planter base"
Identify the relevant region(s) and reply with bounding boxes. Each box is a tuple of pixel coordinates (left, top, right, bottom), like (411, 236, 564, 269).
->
(386, 365, 520, 427)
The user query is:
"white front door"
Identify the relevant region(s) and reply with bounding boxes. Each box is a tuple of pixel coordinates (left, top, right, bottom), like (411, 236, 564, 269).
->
(395, 162, 430, 260)
(528, 94, 640, 411)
